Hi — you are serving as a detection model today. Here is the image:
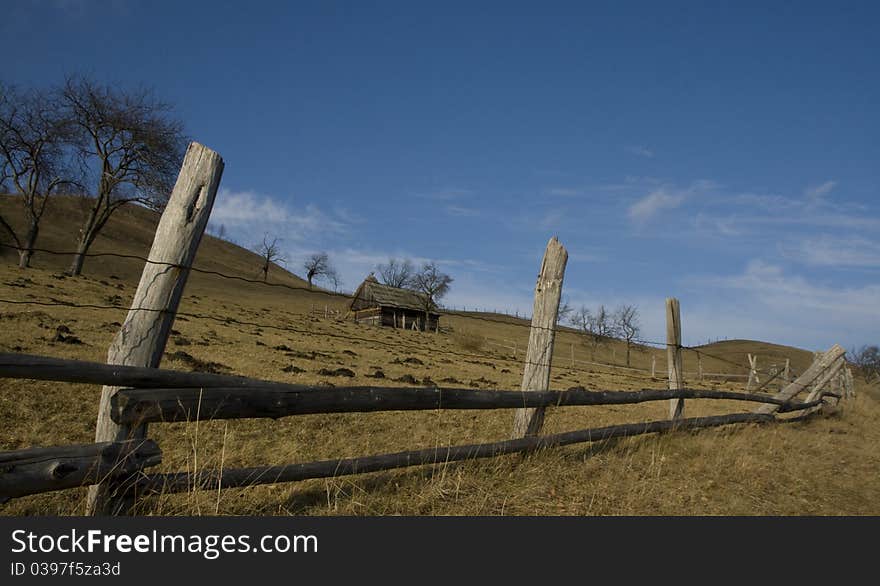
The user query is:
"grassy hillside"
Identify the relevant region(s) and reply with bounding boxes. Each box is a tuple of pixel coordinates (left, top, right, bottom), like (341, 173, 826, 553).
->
(1, 195, 878, 515)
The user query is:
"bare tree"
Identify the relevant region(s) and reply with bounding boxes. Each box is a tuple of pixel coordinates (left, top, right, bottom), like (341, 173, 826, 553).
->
(556, 295, 573, 324)
(376, 257, 415, 289)
(613, 304, 641, 366)
(0, 84, 77, 268)
(255, 234, 286, 282)
(849, 345, 879, 382)
(61, 75, 185, 276)
(411, 261, 453, 331)
(569, 304, 615, 360)
(303, 251, 337, 289)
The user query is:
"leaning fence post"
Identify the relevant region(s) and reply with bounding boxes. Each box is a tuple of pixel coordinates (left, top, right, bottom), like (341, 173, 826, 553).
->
(86, 142, 224, 515)
(511, 237, 568, 438)
(666, 298, 684, 420)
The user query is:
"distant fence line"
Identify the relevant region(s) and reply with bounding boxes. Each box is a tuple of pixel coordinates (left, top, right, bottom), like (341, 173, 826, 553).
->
(0, 141, 857, 515)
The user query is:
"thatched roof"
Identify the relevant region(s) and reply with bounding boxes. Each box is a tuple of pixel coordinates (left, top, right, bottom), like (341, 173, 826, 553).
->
(351, 275, 437, 313)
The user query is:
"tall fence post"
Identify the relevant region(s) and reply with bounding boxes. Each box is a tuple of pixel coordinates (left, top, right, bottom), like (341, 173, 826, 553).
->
(512, 237, 568, 438)
(666, 298, 684, 420)
(651, 354, 656, 378)
(698, 355, 704, 382)
(86, 142, 224, 515)
(783, 359, 791, 387)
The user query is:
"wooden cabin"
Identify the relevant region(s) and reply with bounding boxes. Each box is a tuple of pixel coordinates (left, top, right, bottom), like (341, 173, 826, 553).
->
(349, 275, 440, 332)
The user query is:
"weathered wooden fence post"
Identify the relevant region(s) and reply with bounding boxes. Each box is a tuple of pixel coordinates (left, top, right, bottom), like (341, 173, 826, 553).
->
(755, 344, 845, 414)
(746, 354, 759, 390)
(651, 354, 657, 378)
(512, 237, 568, 438)
(87, 142, 224, 515)
(666, 298, 684, 420)
(804, 356, 845, 406)
(698, 355, 704, 382)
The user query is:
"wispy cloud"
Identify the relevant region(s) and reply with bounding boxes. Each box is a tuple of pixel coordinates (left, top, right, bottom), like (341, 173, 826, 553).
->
(781, 235, 880, 268)
(414, 188, 473, 201)
(445, 205, 480, 217)
(209, 187, 349, 244)
(627, 180, 716, 225)
(805, 180, 836, 205)
(626, 145, 654, 158)
(544, 187, 581, 197)
(628, 189, 686, 224)
(717, 259, 880, 318)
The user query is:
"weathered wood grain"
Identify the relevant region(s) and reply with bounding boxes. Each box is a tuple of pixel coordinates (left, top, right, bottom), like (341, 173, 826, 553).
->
(755, 344, 846, 414)
(666, 298, 684, 419)
(88, 142, 224, 515)
(0, 351, 284, 389)
(512, 237, 568, 438)
(111, 385, 823, 425)
(0, 440, 160, 500)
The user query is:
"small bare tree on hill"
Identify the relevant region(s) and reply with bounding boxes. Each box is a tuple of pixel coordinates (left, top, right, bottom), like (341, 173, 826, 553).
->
(303, 251, 337, 289)
(376, 257, 415, 288)
(255, 234, 286, 282)
(411, 261, 453, 331)
(569, 304, 616, 361)
(613, 304, 641, 366)
(0, 84, 77, 268)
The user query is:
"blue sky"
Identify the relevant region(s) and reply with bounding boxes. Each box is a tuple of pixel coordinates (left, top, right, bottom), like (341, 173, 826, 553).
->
(5, 1, 879, 351)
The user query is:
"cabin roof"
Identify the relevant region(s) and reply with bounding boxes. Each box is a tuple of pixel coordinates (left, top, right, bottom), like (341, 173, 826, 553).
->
(351, 275, 438, 313)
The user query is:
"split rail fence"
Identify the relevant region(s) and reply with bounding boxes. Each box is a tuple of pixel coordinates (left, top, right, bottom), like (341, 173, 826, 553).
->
(0, 142, 858, 515)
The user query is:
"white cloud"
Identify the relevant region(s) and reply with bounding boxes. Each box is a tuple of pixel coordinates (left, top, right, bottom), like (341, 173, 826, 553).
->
(209, 188, 348, 243)
(805, 180, 836, 204)
(626, 145, 654, 158)
(627, 180, 718, 225)
(718, 259, 880, 319)
(782, 235, 880, 268)
(627, 189, 686, 224)
(445, 205, 480, 217)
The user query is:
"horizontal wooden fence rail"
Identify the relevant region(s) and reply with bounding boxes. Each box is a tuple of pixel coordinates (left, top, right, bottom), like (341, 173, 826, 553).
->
(131, 412, 777, 495)
(0, 352, 291, 389)
(111, 385, 830, 426)
(0, 439, 161, 501)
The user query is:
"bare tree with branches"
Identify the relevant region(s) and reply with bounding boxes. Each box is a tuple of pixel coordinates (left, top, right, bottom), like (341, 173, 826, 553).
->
(255, 234, 287, 282)
(0, 83, 77, 268)
(557, 295, 573, 324)
(613, 304, 641, 366)
(303, 251, 337, 289)
(61, 75, 185, 276)
(411, 261, 453, 331)
(849, 345, 879, 382)
(569, 304, 616, 361)
(376, 257, 415, 289)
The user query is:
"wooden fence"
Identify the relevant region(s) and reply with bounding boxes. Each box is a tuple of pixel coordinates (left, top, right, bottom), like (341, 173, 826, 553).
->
(0, 141, 858, 515)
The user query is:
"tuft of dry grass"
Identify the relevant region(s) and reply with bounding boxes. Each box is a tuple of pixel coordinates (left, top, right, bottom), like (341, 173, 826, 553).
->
(450, 328, 486, 353)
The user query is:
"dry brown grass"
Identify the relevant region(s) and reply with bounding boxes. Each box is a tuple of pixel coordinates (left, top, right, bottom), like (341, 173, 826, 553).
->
(1, 196, 878, 516)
